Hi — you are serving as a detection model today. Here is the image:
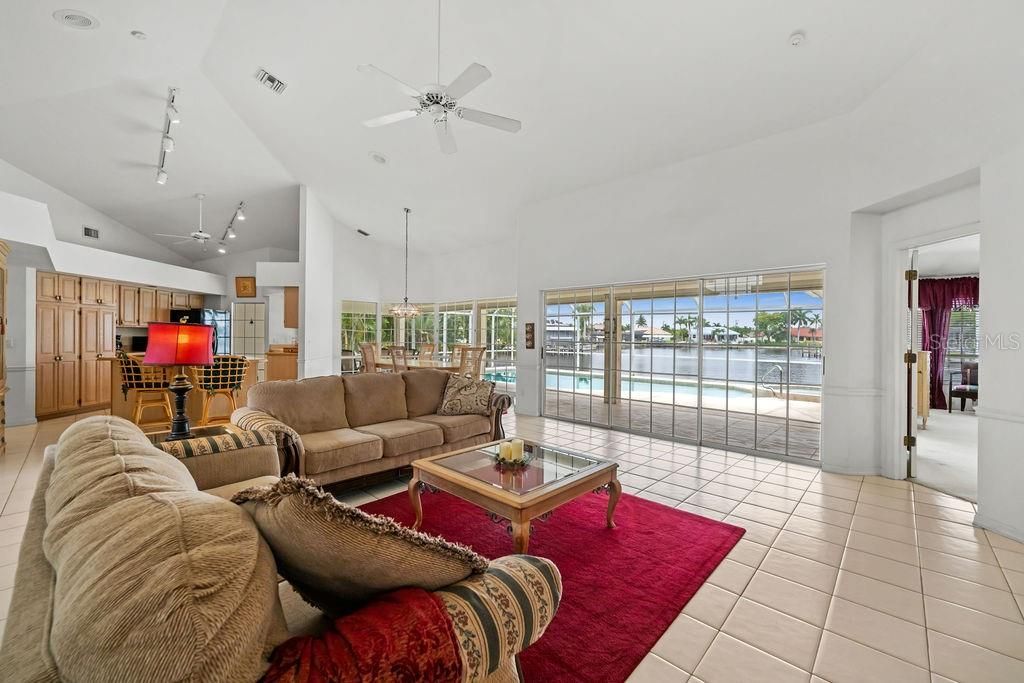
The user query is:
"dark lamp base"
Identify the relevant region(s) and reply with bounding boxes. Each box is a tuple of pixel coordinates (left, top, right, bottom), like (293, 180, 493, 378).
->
(164, 371, 194, 441)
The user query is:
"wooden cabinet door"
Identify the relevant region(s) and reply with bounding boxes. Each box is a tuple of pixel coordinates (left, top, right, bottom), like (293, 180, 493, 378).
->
(284, 286, 299, 328)
(156, 290, 172, 322)
(120, 286, 139, 326)
(139, 287, 157, 325)
(37, 272, 59, 302)
(56, 304, 80, 412)
(81, 278, 101, 305)
(171, 292, 190, 308)
(35, 302, 59, 414)
(188, 293, 204, 309)
(58, 275, 79, 303)
(98, 280, 118, 307)
(80, 307, 101, 407)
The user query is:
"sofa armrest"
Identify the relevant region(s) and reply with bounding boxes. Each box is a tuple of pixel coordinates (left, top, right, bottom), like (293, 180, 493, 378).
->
(157, 432, 281, 491)
(231, 407, 305, 476)
(436, 555, 562, 680)
(489, 393, 513, 440)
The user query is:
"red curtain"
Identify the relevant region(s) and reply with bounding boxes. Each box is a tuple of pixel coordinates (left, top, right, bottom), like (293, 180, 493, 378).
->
(919, 277, 979, 409)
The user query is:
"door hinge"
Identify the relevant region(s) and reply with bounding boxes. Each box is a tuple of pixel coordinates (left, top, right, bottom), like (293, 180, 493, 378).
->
(904, 351, 917, 364)
(904, 269, 919, 281)
(903, 435, 917, 448)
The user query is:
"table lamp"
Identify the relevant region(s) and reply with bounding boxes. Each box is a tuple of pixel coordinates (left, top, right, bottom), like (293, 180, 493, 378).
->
(144, 322, 214, 441)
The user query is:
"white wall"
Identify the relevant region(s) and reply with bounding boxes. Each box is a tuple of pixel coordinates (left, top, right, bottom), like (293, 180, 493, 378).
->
(298, 187, 336, 377)
(0, 158, 189, 266)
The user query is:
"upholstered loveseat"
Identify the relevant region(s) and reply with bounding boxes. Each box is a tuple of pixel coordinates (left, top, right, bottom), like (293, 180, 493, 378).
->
(232, 370, 511, 486)
(0, 416, 559, 682)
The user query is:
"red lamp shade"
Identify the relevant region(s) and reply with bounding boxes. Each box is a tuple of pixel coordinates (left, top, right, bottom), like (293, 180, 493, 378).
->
(144, 323, 214, 366)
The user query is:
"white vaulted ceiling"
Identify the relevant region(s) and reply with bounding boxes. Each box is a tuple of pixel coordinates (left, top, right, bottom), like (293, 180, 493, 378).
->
(0, 0, 966, 258)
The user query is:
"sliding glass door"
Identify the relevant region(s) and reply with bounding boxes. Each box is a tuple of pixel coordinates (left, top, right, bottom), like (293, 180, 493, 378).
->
(543, 268, 824, 461)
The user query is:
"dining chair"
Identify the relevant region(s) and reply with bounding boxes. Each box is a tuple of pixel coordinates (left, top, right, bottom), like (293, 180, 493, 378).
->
(418, 343, 436, 359)
(358, 343, 378, 373)
(451, 344, 468, 367)
(458, 346, 486, 380)
(189, 355, 250, 425)
(388, 346, 410, 371)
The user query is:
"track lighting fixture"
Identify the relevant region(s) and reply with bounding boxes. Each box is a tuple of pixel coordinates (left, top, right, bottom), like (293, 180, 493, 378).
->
(217, 242, 227, 254)
(155, 87, 180, 184)
(221, 201, 247, 243)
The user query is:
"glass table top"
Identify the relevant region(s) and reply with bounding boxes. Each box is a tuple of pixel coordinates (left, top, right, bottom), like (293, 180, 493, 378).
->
(431, 440, 610, 495)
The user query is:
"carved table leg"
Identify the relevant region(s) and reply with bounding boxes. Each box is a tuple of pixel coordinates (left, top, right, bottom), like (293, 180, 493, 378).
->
(511, 518, 531, 554)
(606, 477, 622, 529)
(408, 474, 423, 530)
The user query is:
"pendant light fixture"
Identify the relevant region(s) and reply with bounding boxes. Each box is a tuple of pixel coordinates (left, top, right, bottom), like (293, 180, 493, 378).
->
(389, 208, 420, 318)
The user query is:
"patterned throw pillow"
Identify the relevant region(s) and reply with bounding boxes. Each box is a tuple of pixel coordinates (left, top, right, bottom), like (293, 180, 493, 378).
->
(233, 475, 488, 616)
(438, 374, 495, 416)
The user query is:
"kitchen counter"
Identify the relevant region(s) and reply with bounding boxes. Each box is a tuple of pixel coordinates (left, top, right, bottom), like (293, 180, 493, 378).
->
(106, 354, 259, 427)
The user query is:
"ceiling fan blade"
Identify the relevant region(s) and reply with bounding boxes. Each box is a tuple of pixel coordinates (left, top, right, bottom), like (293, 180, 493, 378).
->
(456, 107, 521, 133)
(435, 119, 457, 155)
(171, 240, 196, 246)
(362, 110, 420, 128)
(445, 62, 491, 100)
(356, 64, 422, 98)
(154, 233, 191, 239)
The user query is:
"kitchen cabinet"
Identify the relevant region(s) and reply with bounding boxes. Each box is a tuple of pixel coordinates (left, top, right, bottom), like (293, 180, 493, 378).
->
(36, 301, 80, 415)
(138, 287, 157, 325)
(156, 290, 172, 322)
(37, 272, 79, 303)
(171, 292, 189, 308)
(81, 278, 118, 307)
(80, 306, 116, 408)
(284, 286, 299, 329)
(119, 286, 140, 326)
(189, 293, 205, 309)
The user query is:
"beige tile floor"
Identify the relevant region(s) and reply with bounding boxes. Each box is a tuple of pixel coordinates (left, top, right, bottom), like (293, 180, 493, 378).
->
(3, 410, 1024, 683)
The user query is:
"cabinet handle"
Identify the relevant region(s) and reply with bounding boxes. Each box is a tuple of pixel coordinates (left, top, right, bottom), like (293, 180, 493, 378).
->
(97, 353, 102, 359)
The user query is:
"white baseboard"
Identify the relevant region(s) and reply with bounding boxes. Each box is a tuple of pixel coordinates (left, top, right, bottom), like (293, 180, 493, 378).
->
(973, 512, 1024, 545)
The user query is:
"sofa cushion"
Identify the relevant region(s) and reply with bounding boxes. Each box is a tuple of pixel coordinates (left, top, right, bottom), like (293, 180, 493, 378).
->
(402, 369, 451, 417)
(438, 374, 495, 416)
(411, 414, 491, 443)
(353, 420, 443, 458)
(233, 475, 488, 616)
(204, 474, 281, 500)
(342, 373, 409, 427)
(247, 375, 348, 433)
(301, 428, 383, 475)
(41, 416, 288, 682)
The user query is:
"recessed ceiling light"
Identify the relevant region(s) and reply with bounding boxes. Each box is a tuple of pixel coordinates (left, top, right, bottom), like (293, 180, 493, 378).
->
(52, 9, 98, 30)
(789, 31, 806, 47)
(369, 151, 388, 165)
(130, 30, 147, 40)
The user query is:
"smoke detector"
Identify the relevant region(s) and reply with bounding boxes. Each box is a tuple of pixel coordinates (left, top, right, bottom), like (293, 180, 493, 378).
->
(789, 31, 806, 47)
(53, 10, 99, 30)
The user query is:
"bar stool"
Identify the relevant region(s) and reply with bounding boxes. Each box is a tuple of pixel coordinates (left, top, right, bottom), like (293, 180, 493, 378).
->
(190, 355, 251, 425)
(119, 354, 173, 428)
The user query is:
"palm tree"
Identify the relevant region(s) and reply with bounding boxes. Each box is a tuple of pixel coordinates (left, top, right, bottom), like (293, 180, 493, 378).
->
(790, 308, 810, 341)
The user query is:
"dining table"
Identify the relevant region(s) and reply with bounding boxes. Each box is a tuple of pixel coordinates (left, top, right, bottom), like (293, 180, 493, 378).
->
(374, 357, 462, 372)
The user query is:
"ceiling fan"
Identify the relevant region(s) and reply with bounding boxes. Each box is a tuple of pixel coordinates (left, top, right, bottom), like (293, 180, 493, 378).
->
(357, 0, 521, 154)
(154, 193, 220, 253)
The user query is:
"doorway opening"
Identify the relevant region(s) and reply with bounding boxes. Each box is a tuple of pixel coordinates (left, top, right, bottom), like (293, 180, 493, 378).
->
(905, 234, 980, 500)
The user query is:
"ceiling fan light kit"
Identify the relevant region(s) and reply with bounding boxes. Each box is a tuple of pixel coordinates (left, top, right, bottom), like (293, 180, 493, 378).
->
(358, 0, 522, 154)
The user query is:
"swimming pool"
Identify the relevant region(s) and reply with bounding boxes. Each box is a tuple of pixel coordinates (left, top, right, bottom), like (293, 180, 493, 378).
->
(542, 372, 750, 399)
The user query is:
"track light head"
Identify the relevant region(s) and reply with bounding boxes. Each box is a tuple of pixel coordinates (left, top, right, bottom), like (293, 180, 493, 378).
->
(236, 207, 246, 221)
(226, 226, 237, 239)
(161, 134, 175, 152)
(216, 242, 227, 254)
(166, 104, 180, 124)
(155, 169, 168, 185)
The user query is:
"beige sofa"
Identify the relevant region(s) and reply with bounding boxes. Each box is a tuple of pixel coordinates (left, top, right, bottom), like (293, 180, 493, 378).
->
(0, 416, 559, 682)
(232, 370, 511, 485)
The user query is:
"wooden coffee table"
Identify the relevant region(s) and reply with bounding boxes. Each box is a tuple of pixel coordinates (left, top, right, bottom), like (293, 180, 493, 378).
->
(409, 439, 621, 553)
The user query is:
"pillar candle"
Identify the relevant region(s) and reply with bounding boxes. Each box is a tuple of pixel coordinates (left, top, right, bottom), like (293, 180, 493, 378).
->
(499, 442, 513, 462)
(510, 438, 525, 462)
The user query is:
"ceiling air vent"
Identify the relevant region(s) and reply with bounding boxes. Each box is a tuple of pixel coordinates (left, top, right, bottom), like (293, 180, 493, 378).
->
(52, 10, 99, 30)
(82, 226, 100, 239)
(254, 68, 288, 94)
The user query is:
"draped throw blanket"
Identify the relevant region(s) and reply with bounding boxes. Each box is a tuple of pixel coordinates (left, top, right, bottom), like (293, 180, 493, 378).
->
(919, 277, 979, 409)
(262, 588, 463, 683)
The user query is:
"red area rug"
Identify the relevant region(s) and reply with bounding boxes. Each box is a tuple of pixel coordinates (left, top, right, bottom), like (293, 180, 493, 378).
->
(362, 490, 744, 682)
